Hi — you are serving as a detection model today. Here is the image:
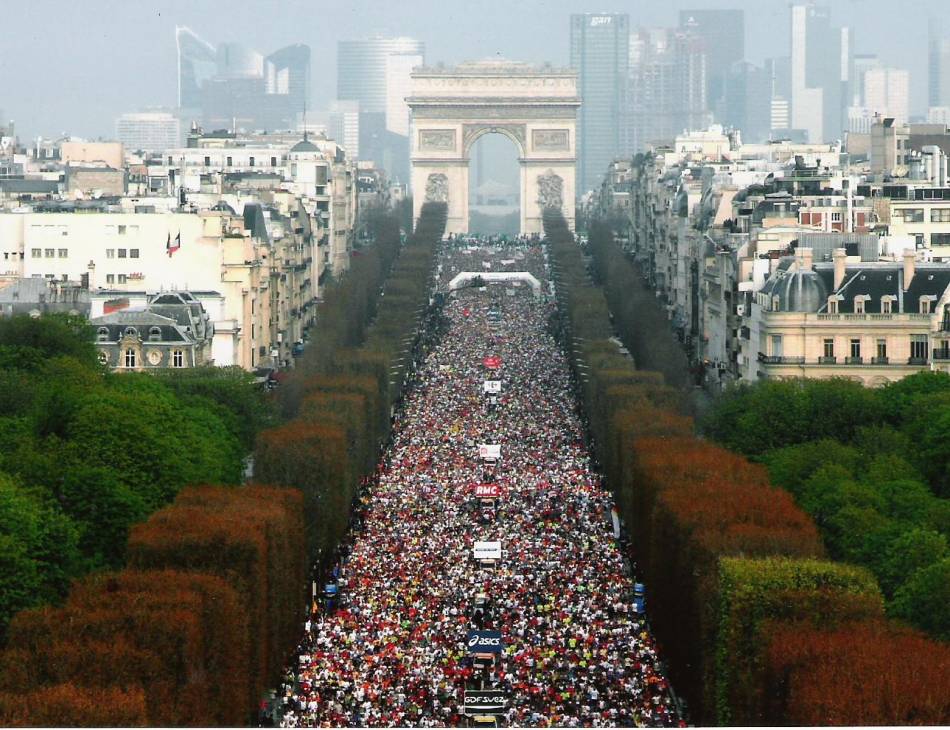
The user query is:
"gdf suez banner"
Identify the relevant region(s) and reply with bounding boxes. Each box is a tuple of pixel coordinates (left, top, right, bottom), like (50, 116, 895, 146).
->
(463, 690, 508, 716)
(467, 630, 503, 654)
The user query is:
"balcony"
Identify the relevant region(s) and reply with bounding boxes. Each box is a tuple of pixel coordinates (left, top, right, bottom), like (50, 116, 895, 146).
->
(933, 348, 950, 361)
(758, 353, 805, 365)
(908, 356, 929, 365)
(871, 356, 890, 365)
(845, 356, 864, 365)
(818, 356, 837, 364)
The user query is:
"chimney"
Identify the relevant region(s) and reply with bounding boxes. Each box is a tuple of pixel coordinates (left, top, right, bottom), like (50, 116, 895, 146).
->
(903, 249, 916, 290)
(799, 246, 814, 271)
(833, 247, 847, 289)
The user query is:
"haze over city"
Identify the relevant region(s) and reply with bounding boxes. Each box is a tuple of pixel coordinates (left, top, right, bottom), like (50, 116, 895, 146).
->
(1, 0, 947, 139)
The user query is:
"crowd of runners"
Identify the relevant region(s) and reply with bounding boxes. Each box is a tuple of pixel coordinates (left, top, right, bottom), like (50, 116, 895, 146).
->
(272, 234, 683, 728)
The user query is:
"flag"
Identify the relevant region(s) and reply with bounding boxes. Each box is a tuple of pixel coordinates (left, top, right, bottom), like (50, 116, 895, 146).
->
(167, 231, 181, 258)
(103, 297, 129, 314)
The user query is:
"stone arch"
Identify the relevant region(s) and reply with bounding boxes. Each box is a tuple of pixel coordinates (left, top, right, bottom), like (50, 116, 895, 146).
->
(462, 124, 527, 158)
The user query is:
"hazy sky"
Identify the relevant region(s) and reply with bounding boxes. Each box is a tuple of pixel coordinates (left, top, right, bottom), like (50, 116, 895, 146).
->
(1, 0, 946, 139)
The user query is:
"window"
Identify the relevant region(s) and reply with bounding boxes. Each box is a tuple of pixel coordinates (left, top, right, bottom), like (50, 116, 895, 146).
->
(106, 248, 115, 259)
(271, 156, 277, 167)
(828, 297, 839, 314)
(124, 348, 136, 368)
(899, 208, 925, 223)
(173, 349, 184, 368)
(876, 339, 887, 359)
(117, 274, 127, 284)
(44, 248, 54, 258)
(124, 327, 137, 337)
(823, 339, 835, 358)
(850, 339, 861, 358)
(130, 249, 139, 258)
(31, 248, 41, 258)
(920, 297, 936, 314)
(97, 326, 110, 342)
(106, 274, 115, 284)
(97, 351, 108, 365)
(932, 233, 950, 246)
(226, 156, 233, 167)
(831, 212, 842, 222)
(204, 156, 211, 167)
(118, 225, 127, 235)
(57, 248, 67, 258)
(117, 248, 127, 258)
(855, 297, 865, 314)
(149, 326, 162, 342)
(249, 156, 255, 167)
(770, 334, 783, 357)
(931, 208, 950, 222)
(910, 335, 929, 361)
(915, 233, 925, 248)
(882, 298, 893, 314)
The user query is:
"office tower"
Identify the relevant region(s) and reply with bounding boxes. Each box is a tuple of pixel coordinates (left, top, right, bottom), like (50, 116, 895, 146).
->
(863, 67, 909, 123)
(766, 56, 792, 133)
(570, 14, 630, 193)
(337, 36, 423, 174)
(678, 9, 744, 122)
(790, 3, 851, 143)
(175, 26, 309, 132)
(337, 36, 425, 114)
(328, 101, 361, 159)
(115, 112, 182, 152)
(929, 23, 950, 107)
(629, 26, 709, 153)
(722, 62, 772, 143)
(385, 53, 423, 137)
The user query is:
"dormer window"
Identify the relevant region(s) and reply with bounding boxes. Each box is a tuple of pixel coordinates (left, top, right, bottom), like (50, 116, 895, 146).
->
(97, 326, 110, 342)
(149, 326, 162, 342)
(772, 295, 781, 311)
(882, 297, 894, 314)
(920, 296, 937, 314)
(854, 296, 867, 314)
(124, 326, 137, 338)
(828, 297, 839, 314)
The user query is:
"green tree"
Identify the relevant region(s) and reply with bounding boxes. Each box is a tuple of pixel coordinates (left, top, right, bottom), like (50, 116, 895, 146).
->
(890, 557, 950, 640)
(0, 314, 96, 367)
(876, 528, 948, 597)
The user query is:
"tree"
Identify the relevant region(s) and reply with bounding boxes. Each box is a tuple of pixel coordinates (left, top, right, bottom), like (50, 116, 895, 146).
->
(890, 557, 950, 640)
(876, 528, 948, 598)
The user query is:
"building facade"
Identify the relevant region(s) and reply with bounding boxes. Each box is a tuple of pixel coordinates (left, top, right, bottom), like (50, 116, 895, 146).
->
(116, 112, 182, 152)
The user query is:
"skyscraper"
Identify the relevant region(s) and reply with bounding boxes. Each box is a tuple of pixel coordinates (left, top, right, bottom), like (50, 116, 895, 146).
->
(929, 24, 950, 108)
(629, 26, 710, 153)
(115, 112, 182, 152)
(678, 9, 744, 122)
(175, 27, 309, 133)
(337, 36, 424, 177)
(789, 3, 851, 143)
(570, 13, 629, 193)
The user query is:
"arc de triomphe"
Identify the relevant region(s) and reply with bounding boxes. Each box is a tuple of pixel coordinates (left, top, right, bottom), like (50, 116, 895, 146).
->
(407, 60, 579, 235)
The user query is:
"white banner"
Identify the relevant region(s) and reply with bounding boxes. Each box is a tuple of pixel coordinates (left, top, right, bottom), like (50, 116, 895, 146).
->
(483, 380, 502, 394)
(478, 444, 501, 460)
(473, 541, 502, 560)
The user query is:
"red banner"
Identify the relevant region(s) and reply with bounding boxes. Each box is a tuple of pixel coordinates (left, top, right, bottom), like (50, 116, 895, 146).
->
(473, 484, 503, 499)
(482, 355, 502, 369)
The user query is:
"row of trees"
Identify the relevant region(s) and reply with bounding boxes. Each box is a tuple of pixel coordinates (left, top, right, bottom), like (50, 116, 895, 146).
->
(544, 211, 950, 725)
(0, 204, 445, 725)
(255, 202, 447, 565)
(0, 315, 273, 640)
(703, 375, 950, 640)
(0, 485, 306, 726)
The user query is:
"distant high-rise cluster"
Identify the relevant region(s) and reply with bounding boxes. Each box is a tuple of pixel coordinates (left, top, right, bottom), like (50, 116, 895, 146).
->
(176, 27, 310, 133)
(336, 36, 424, 181)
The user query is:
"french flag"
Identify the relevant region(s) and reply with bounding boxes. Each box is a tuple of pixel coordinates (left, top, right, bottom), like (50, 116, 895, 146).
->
(166, 231, 181, 258)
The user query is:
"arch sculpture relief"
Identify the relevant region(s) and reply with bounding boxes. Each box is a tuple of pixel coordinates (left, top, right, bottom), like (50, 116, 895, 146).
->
(425, 173, 449, 203)
(537, 169, 564, 210)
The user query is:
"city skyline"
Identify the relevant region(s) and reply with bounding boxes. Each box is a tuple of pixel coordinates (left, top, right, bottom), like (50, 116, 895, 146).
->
(3, 0, 950, 141)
